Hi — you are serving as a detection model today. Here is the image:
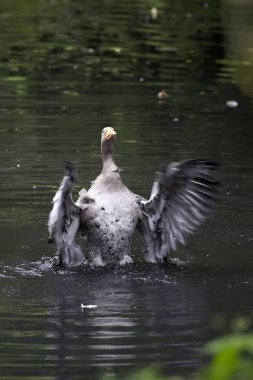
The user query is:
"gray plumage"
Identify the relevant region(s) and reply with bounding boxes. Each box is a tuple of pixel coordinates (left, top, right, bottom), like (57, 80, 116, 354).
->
(48, 128, 219, 267)
(48, 163, 85, 266)
(139, 159, 219, 263)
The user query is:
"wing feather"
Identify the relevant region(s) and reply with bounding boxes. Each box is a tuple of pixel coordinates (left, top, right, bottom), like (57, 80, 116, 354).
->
(48, 163, 86, 267)
(139, 159, 219, 263)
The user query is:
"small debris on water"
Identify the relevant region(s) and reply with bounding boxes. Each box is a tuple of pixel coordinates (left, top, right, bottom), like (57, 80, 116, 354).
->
(226, 100, 238, 108)
(157, 90, 169, 100)
(150, 7, 158, 20)
(81, 304, 97, 309)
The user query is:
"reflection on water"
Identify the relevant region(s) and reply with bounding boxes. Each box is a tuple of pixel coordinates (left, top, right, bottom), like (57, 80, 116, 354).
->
(1, 251, 253, 378)
(0, 0, 253, 379)
(1, 259, 252, 379)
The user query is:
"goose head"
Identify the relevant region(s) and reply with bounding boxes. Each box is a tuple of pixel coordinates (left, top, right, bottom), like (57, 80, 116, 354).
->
(101, 127, 117, 158)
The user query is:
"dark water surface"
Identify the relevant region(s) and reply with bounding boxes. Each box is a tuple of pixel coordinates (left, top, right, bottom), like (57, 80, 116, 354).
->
(1, 1, 253, 379)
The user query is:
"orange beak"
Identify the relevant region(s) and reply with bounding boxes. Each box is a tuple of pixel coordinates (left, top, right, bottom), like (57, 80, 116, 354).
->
(105, 127, 117, 141)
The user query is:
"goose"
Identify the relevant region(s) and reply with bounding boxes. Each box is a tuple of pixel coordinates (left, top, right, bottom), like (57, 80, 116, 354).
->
(48, 127, 219, 267)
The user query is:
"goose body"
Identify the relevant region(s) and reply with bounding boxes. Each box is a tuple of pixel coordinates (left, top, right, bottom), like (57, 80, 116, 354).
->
(48, 127, 219, 267)
(78, 169, 140, 265)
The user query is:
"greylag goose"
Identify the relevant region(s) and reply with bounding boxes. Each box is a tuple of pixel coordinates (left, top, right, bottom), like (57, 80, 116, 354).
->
(48, 127, 219, 267)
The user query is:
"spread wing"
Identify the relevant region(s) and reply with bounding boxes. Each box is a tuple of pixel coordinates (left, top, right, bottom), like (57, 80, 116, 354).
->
(48, 163, 87, 267)
(139, 159, 219, 263)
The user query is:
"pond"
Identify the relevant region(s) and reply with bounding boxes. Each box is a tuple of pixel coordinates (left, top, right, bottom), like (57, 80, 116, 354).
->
(0, 0, 253, 379)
